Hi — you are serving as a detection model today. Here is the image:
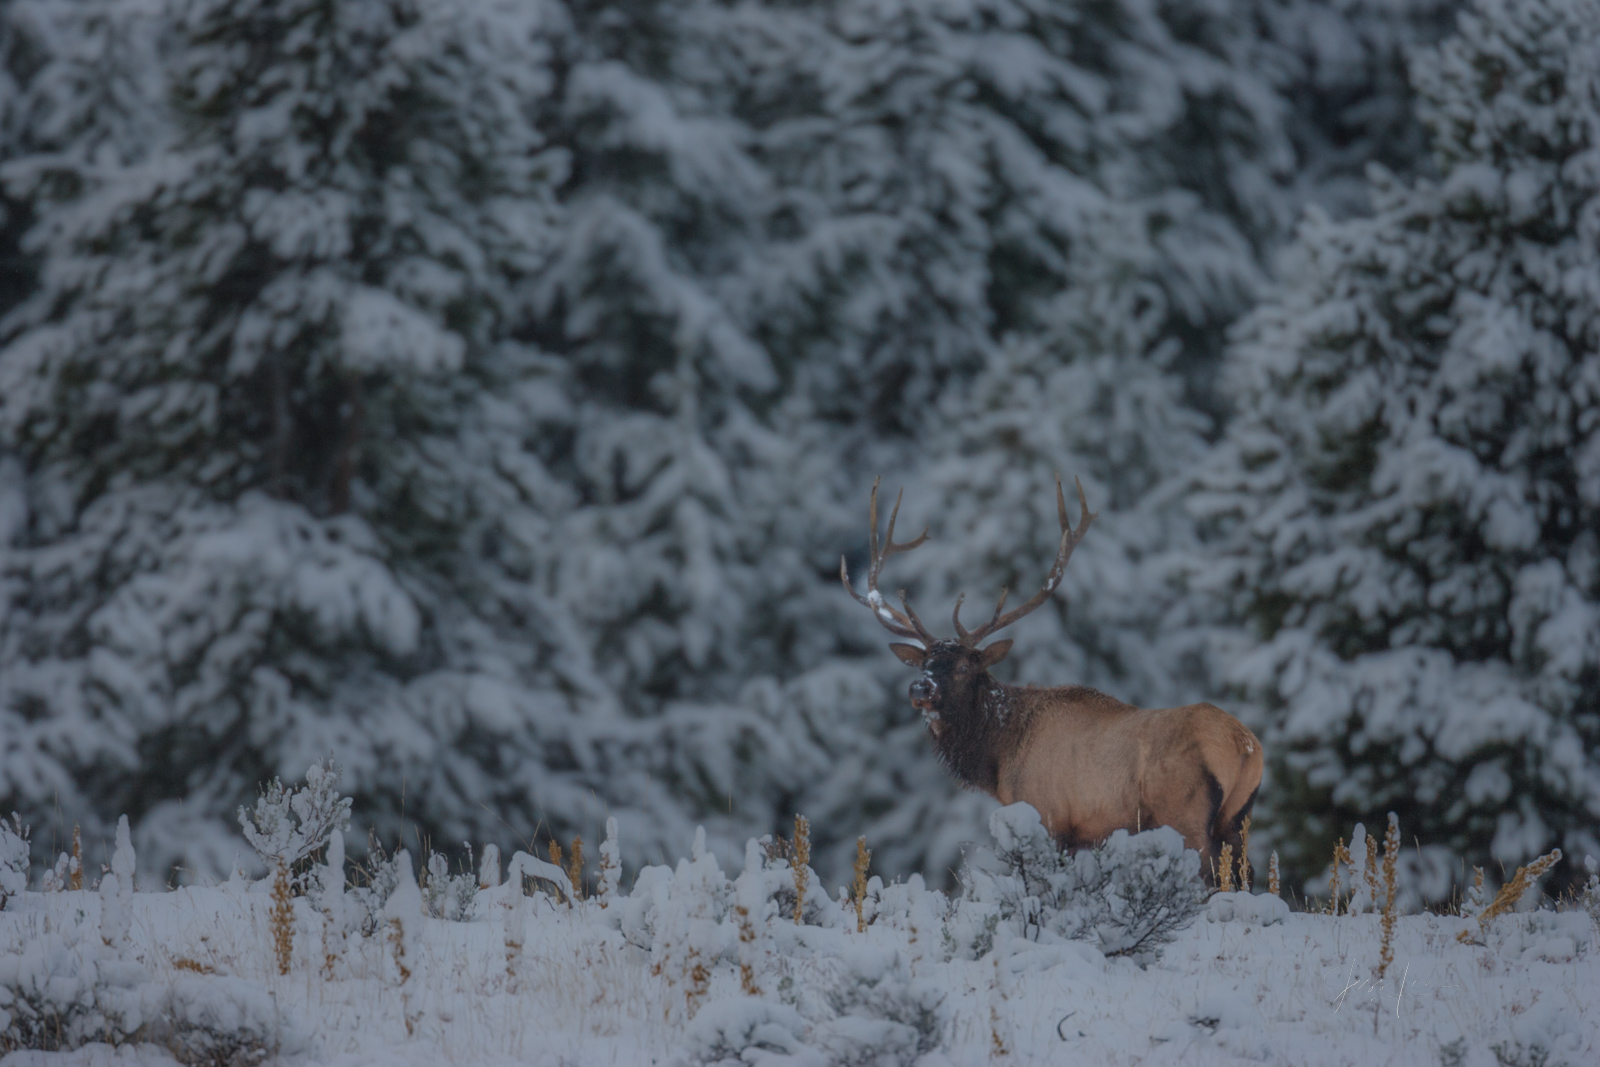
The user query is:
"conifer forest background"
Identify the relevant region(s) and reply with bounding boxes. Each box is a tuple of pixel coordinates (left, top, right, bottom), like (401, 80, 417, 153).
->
(2, 0, 1598, 904)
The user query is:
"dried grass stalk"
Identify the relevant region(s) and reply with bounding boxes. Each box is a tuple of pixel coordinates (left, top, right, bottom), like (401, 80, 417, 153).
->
(1375, 813, 1399, 984)
(1459, 848, 1563, 943)
(853, 836, 872, 933)
(1328, 838, 1350, 915)
(736, 904, 760, 995)
(270, 859, 294, 976)
(791, 815, 811, 924)
(548, 840, 566, 905)
(566, 836, 584, 902)
(1365, 832, 1380, 906)
(70, 824, 83, 891)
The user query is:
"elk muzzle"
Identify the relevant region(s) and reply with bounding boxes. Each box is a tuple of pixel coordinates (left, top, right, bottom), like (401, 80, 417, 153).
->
(909, 676, 937, 710)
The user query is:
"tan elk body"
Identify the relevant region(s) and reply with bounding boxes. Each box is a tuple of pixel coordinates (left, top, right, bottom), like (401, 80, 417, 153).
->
(844, 477, 1262, 884)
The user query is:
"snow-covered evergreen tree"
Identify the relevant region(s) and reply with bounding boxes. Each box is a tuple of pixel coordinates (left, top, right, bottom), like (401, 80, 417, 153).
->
(1248, 0, 1461, 222)
(0, 0, 613, 879)
(0, 0, 168, 318)
(1194, 0, 1600, 898)
(521, 0, 848, 864)
(738, 0, 1310, 431)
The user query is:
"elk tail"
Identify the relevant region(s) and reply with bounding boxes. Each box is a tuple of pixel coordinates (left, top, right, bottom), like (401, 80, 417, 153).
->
(1211, 721, 1264, 882)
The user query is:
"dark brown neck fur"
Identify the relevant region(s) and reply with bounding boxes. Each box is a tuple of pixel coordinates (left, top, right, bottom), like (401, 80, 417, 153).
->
(931, 674, 1031, 794)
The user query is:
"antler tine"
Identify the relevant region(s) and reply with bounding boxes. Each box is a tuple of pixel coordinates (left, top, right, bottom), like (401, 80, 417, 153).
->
(880, 487, 930, 561)
(951, 593, 968, 643)
(841, 556, 924, 640)
(967, 474, 1097, 644)
(843, 477, 934, 644)
(898, 590, 936, 645)
(865, 477, 882, 580)
(974, 586, 1010, 644)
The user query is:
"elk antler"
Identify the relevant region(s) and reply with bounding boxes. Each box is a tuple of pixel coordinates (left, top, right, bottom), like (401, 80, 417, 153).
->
(953, 475, 1096, 647)
(841, 477, 936, 645)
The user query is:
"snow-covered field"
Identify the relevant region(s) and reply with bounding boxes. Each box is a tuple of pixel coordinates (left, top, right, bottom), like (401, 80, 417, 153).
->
(2, 812, 1595, 1067)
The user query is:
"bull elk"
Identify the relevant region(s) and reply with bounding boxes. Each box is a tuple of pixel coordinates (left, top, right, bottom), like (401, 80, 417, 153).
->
(842, 476, 1262, 886)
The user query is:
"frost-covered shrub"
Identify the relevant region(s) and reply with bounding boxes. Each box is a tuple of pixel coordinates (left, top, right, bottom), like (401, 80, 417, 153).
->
(674, 999, 818, 1067)
(1487, 911, 1593, 963)
(964, 804, 1206, 962)
(1490, 1004, 1584, 1067)
(100, 816, 136, 948)
(379, 853, 425, 987)
(421, 849, 477, 923)
(351, 836, 407, 938)
(151, 975, 292, 1067)
(624, 829, 740, 1022)
(620, 828, 835, 957)
(1582, 857, 1600, 933)
(0, 815, 28, 909)
(1203, 892, 1290, 926)
(0, 927, 147, 1051)
(941, 898, 1001, 962)
(238, 761, 352, 879)
(812, 949, 943, 1066)
(596, 819, 620, 905)
(677, 945, 943, 1067)
(0, 918, 293, 1063)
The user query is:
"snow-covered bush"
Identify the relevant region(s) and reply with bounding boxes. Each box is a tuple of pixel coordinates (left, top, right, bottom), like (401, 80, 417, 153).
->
(626, 830, 742, 1023)
(1583, 857, 1600, 933)
(149, 975, 293, 1067)
(99, 816, 135, 948)
(680, 956, 943, 1067)
(238, 761, 351, 878)
(0, 904, 294, 1062)
(352, 836, 408, 939)
(380, 851, 424, 988)
(1203, 892, 1290, 926)
(614, 825, 947, 1061)
(675, 999, 817, 1067)
(421, 849, 477, 923)
(963, 804, 1207, 963)
(0, 814, 27, 908)
(0, 925, 148, 1051)
(810, 948, 944, 1066)
(1490, 1004, 1585, 1067)
(1193, 0, 1600, 901)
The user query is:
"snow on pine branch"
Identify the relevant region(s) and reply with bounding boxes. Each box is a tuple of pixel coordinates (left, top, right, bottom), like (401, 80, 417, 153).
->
(238, 760, 352, 872)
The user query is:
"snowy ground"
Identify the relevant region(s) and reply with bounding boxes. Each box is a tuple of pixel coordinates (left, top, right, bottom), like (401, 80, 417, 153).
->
(1, 824, 1595, 1067)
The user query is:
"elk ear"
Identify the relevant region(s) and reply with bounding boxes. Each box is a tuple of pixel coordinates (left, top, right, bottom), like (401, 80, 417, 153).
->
(889, 643, 927, 667)
(979, 639, 1013, 668)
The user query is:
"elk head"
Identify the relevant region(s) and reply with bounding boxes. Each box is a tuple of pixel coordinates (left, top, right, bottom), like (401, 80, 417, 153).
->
(841, 475, 1097, 736)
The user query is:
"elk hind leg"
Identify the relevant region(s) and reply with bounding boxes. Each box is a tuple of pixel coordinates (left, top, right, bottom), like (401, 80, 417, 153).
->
(1212, 782, 1258, 889)
(1194, 771, 1226, 887)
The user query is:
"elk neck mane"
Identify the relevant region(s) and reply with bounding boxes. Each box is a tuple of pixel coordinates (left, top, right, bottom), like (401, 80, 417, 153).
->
(931, 680, 1111, 794)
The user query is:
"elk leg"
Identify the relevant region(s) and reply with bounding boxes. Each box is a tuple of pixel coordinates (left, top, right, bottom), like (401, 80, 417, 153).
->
(1198, 771, 1226, 886)
(1214, 784, 1259, 887)
(1051, 829, 1089, 856)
